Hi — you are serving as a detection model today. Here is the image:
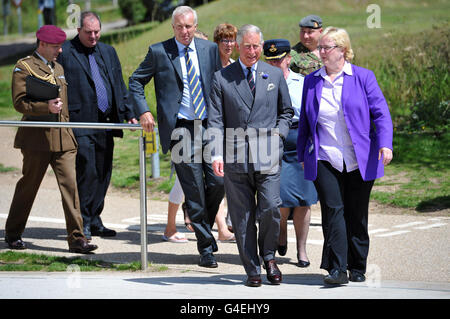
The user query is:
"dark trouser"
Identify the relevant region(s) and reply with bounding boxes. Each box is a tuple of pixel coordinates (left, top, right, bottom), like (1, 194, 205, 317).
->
(75, 132, 114, 229)
(6, 148, 84, 244)
(314, 160, 374, 275)
(224, 166, 281, 277)
(171, 119, 224, 256)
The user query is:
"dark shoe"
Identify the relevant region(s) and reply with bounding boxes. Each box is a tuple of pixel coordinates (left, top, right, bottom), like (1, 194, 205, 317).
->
(297, 259, 310, 268)
(91, 225, 116, 237)
(83, 225, 92, 241)
(324, 269, 348, 285)
(246, 275, 262, 287)
(5, 236, 26, 250)
(69, 238, 98, 254)
(349, 271, 366, 282)
(277, 244, 287, 256)
(199, 253, 218, 268)
(264, 259, 282, 285)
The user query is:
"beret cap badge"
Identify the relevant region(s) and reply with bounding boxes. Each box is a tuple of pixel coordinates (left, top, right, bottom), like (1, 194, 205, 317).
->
(269, 44, 277, 53)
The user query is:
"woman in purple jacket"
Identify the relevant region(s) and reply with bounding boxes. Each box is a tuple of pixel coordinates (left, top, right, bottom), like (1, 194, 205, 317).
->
(297, 27, 393, 285)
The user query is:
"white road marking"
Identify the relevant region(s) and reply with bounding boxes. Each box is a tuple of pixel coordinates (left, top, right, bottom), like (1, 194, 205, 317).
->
(368, 228, 390, 234)
(414, 223, 447, 230)
(375, 230, 411, 237)
(393, 221, 426, 228)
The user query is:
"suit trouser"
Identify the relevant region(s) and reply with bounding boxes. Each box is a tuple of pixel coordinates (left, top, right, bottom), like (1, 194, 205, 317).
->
(6, 148, 84, 245)
(224, 166, 281, 277)
(314, 160, 374, 274)
(171, 119, 224, 256)
(75, 132, 114, 229)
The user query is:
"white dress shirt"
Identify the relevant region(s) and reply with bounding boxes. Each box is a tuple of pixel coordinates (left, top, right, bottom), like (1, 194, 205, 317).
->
(175, 38, 203, 120)
(315, 61, 358, 173)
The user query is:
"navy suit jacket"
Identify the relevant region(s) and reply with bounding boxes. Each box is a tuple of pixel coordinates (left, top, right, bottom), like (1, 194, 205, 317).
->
(58, 35, 134, 137)
(128, 37, 222, 154)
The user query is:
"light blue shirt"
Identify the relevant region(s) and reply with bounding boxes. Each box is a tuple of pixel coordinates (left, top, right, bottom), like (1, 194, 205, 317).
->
(286, 71, 304, 122)
(175, 39, 203, 120)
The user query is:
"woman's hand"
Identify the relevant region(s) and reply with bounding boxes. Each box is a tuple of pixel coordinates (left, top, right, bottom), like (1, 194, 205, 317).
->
(378, 147, 393, 166)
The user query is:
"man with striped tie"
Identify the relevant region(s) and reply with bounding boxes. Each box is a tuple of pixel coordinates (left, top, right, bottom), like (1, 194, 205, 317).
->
(208, 25, 293, 286)
(129, 6, 224, 268)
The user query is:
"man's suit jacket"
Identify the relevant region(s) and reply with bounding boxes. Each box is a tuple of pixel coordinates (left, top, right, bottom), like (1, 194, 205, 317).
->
(57, 35, 134, 137)
(208, 61, 293, 173)
(128, 37, 221, 154)
(297, 63, 393, 181)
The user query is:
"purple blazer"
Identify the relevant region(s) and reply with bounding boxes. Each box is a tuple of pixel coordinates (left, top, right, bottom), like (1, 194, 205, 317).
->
(297, 64, 393, 181)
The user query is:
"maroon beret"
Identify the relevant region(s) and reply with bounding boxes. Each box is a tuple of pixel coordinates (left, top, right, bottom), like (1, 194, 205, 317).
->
(36, 25, 66, 44)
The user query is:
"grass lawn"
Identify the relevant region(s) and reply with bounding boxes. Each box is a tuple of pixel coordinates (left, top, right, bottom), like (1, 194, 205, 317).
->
(0, 251, 168, 272)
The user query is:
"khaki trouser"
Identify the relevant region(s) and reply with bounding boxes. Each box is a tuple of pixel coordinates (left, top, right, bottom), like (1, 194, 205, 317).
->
(6, 148, 85, 245)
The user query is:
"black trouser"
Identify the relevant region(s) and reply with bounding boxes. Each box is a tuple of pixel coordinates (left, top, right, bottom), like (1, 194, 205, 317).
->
(171, 119, 224, 256)
(314, 160, 374, 275)
(75, 132, 114, 229)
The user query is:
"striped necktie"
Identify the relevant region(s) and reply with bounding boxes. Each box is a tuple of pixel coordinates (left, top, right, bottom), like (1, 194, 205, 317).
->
(247, 66, 255, 98)
(184, 47, 206, 120)
(88, 53, 109, 113)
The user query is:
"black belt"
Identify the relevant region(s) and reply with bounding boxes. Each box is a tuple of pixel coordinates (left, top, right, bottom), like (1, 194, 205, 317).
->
(176, 118, 208, 127)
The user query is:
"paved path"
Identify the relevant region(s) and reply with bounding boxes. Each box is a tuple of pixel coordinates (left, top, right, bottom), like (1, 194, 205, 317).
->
(0, 127, 449, 299)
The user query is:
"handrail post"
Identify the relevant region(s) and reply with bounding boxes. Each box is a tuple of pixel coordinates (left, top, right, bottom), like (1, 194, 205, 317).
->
(139, 134, 148, 270)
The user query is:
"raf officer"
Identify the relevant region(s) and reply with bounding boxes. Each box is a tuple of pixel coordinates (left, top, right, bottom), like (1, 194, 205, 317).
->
(5, 25, 98, 254)
(290, 15, 324, 75)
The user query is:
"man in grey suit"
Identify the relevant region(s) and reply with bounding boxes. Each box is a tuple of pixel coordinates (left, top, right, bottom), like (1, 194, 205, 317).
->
(209, 25, 293, 287)
(128, 6, 224, 268)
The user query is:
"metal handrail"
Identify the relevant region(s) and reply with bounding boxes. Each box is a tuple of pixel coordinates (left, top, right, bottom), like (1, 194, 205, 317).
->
(0, 120, 149, 270)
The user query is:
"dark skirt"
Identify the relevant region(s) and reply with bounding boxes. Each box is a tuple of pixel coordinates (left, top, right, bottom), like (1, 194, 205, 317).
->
(280, 127, 318, 207)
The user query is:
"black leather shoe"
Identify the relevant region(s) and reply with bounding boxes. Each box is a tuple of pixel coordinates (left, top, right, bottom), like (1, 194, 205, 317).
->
(264, 259, 282, 285)
(297, 259, 310, 268)
(69, 238, 98, 254)
(246, 275, 262, 287)
(349, 271, 366, 282)
(199, 253, 218, 268)
(324, 269, 348, 285)
(5, 236, 26, 250)
(91, 225, 116, 237)
(277, 244, 287, 256)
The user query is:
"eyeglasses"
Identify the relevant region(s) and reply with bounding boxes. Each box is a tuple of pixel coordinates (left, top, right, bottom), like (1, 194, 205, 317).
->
(220, 39, 236, 44)
(317, 45, 339, 52)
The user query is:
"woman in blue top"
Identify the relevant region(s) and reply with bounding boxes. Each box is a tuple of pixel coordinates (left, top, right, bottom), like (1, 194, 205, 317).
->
(264, 39, 318, 267)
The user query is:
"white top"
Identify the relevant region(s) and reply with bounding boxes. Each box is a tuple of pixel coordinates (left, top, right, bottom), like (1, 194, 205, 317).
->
(175, 38, 203, 120)
(314, 61, 358, 173)
(286, 71, 304, 122)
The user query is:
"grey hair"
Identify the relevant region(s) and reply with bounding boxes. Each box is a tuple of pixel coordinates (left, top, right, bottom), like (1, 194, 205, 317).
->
(79, 11, 102, 29)
(236, 24, 264, 45)
(172, 6, 197, 25)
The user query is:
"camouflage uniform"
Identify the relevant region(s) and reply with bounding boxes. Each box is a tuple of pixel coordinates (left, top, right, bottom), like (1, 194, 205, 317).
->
(289, 41, 323, 76)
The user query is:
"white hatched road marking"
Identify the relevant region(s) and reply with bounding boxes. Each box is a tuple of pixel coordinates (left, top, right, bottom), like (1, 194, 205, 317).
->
(394, 221, 426, 228)
(0, 213, 446, 242)
(414, 223, 447, 230)
(375, 230, 411, 237)
(368, 228, 390, 234)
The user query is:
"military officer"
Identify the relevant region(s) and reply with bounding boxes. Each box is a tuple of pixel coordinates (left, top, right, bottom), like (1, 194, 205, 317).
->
(290, 15, 324, 75)
(4, 25, 98, 254)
